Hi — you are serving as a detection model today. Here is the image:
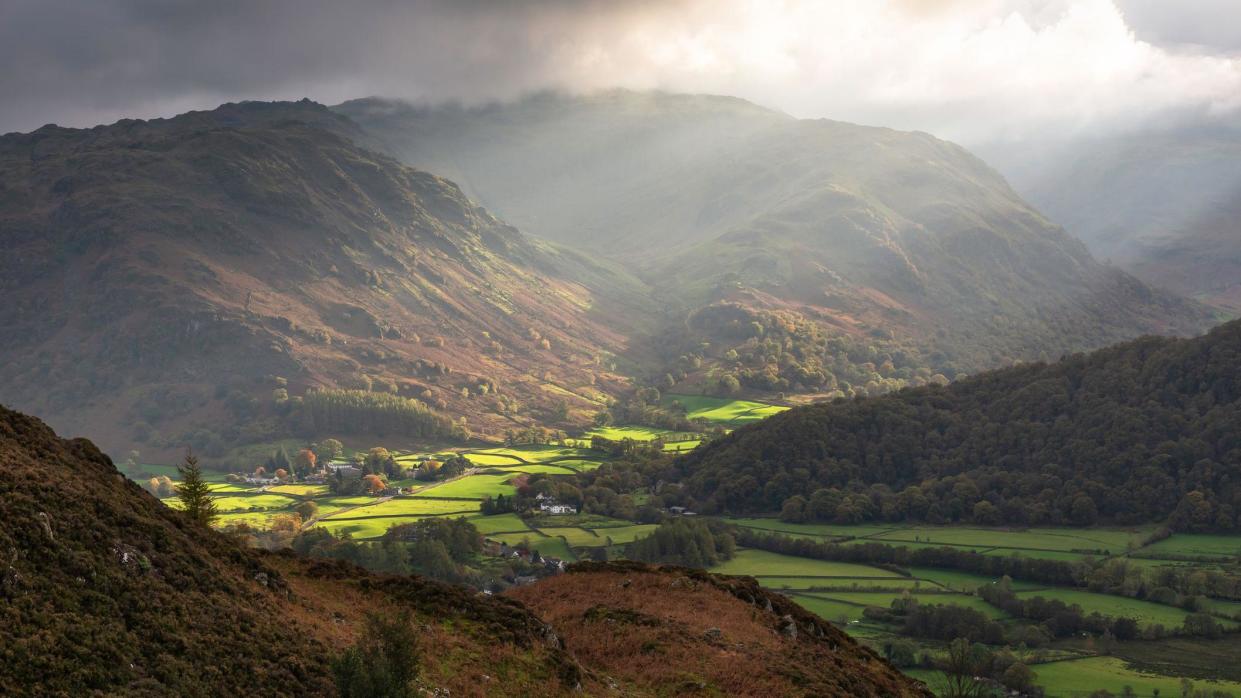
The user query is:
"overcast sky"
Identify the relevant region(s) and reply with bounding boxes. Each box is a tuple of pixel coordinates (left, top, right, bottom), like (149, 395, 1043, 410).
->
(3, 0, 1240, 145)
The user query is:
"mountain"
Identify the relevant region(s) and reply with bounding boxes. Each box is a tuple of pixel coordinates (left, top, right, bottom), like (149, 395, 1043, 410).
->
(339, 91, 1216, 390)
(0, 404, 929, 696)
(996, 125, 1241, 313)
(0, 100, 652, 456)
(670, 318, 1241, 531)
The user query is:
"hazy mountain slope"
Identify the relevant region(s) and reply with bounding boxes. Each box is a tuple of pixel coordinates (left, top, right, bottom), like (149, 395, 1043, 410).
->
(339, 91, 1215, 381)
(0, 100, 651, 455)
(0, 404, 929, 696)
(1000, 126, 1241, 312)
(672, 318, 1241, 530)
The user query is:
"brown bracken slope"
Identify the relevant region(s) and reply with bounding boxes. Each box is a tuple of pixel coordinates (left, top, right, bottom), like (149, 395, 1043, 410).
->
(511, 561, 933, 697)
(0, 404, 931, 697)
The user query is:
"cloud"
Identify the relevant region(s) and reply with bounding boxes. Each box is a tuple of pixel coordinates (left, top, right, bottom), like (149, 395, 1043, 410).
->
(1, 0, 1240, 144)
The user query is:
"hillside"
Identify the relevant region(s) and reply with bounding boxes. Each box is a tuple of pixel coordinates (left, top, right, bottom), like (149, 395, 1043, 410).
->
(671, 318, 1241, 531)
(339, 91, 1215, 389)
(0, 404, 929, 696)
(0, 100, 652, 456)
(1000, 125, 1241, 313)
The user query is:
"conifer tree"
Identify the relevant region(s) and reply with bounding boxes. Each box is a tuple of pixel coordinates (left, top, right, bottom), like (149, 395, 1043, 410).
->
(177, 449, 218, 526)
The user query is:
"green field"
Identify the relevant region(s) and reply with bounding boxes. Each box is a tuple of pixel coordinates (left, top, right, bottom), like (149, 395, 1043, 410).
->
(413, 474, 516, 499)
(726, 518, 895, 539)
(314, 516, 439, 539)
(549, 458, 605, 471)
(661, 440, 701, 452)
(790, 595, 870, 624)
(467, 513, 533, 534)
(1141, 534, 1241, 559)
(265, 484, 329, 497)
(463, 452, 525, 466)
(591, 524, 659, 545)
(797, 591, 1009, 620)
(1022, 656, 1241, 697)
(904, 566, 1039, 592)
(208, 494, 298, 512)
(488, 463, 579, 475)
(760, 576, 929, 591)
(1014, 589, 1194, 628)
(665, 394, 789, 425)
(583, 425, 681, 442)
(710, 548, 903, 578)
(537, 526, 606, 547)
(872, 526, 1149, 554)
(473, 445, 595, 461)
(329, 497, 479, 518)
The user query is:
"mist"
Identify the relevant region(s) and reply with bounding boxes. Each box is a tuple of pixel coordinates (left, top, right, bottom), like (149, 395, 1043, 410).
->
(3, 0, 1240, 146)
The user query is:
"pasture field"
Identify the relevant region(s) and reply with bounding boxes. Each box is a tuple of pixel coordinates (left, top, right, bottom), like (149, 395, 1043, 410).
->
(328, 497, 479, 518)
(538, 527, 605, 547)
(760, 576, 928, 591)
(726, 518, 894, 539)
(466, 513, 532, 534)
(1022, 656, 1241, 698)
(314, 516, 435, 540)
(214, 511, 288, 528)
(872, 526, 1149, 554)
(209, 494, 299, 512)
(413, 474, 516, 499)
(265, 484, 329, 497)
(801, 591, 1009, 620)
(1013, 589, 1193, 628)
(549, 458, 604, 471)
(474, 445, 594, 461)
(591, 524, 658, 545)
(790, 595, 870, 624)
(661, 440, 700, 452)
(903, 566, 1040, 592)
(665, 394, 789, 425)
(206, 483, 250, 493)
(463, 453, 525, 466)
(710, 548, 903, 578)
(582, 425, 681, 442)
(488, 464, 578, 475)
(1141, 534, 1241, 559)
(983, 548, 1097, 561)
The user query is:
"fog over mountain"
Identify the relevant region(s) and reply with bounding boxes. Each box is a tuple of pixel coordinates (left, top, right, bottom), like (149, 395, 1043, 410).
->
(4, 0, 1240, 147)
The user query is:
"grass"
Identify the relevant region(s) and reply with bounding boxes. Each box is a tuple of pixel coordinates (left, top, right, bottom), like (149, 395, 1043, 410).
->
(462, 453, 525, 466)
(474, 445, 595, 461)
(665, 394, 789, 425)
(488, 464, 579, 475)
(314, 516, 437, 540)
(412, 474, 516, 499)
(591, 524, 659, 545)
(1014, 589, 1193, 628)
(483, 531, 578, 561)
(799, 591, 1009, 619)
(661, 440, 701, 452)
(537, 527, 605, 547)
(583, 425, 681, 442)
(790, 595, 870, 624)
(208, 494, 298, 513)
(465, 513, 532, 534)
(759, 576, 929, 591)
(1022, 656, 1241, 697)
(709, 549, 903, 578)
(725, 518, 896, 539)
(872, 526, 1150, 553)
(327, 497, 479, 518)
(549, 459, 604, 471)
(1141, 534, 1241, 559)
(265, 484, 329, 497)
(904, 566, 1040, 592)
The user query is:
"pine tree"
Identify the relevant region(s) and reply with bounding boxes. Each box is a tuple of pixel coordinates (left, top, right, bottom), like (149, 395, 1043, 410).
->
(177, 449, 218, 526)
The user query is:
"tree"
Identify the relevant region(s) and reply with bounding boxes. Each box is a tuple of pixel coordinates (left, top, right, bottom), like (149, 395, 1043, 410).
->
(177, 449, 218, 526)
(332, 611, 419, 698)
(937, 638, 989, 698)
(363, 474, 386, 494)
(294, 448, 317, 477)
(313, 438, 344, 463)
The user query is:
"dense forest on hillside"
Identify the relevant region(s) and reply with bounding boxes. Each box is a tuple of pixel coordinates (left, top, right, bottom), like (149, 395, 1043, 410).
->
(671, 320, 1241, 531)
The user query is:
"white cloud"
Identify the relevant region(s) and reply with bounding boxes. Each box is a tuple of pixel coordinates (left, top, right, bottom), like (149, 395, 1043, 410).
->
(2, 0, 1240, 143)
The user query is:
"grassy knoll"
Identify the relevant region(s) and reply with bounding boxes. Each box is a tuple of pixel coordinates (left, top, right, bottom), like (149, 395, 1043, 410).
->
(1013, 589, 1193, 628)
(710, 548, 903, 578)
(665, 394, 789, 425)
(314, 516, 436, 540)
(583, 425, 681, 442)
(412, 473, 516, 499)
